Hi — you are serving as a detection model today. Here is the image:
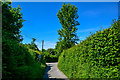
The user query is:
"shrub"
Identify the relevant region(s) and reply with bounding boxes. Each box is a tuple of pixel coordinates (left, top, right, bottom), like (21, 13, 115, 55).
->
(58, 20, 120, 79)
(43, 51, 58, 62)
(2, 36, 46, 79)
(2, 2, 46, 79)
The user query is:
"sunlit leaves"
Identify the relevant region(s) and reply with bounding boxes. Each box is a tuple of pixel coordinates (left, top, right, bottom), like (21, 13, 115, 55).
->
(56, 3, 80, 56)
(2, 3, 46, 79)
(58, 20, 120, 78)
(2, 2, 24, 42)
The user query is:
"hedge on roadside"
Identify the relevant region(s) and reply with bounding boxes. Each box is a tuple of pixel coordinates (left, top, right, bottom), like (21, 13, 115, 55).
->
(43, 51, 58, 62)
(2, 37, 46, 79)
(58, 20, 120, 79)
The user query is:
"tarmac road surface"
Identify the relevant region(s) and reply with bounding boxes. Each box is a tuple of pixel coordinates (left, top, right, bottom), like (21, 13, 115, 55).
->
(43, 62, 69, 80)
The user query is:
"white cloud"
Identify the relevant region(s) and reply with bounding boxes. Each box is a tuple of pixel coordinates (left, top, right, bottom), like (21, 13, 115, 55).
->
(35, 41, 56, 50)
(79, 37, 83, 38)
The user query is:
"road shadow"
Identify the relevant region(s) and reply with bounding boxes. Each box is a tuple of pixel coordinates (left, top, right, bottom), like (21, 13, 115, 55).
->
(43, 63, 53, 79)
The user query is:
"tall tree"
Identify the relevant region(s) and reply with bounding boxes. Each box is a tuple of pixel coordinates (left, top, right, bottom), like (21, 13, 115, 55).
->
(28, 38, 39, 51)
(47, 48, 56, 55)
(56, 3, 80, 56)
(31, 38, 36, 44)
(2, 2, 25, 42)
(2, 2, 26, 78)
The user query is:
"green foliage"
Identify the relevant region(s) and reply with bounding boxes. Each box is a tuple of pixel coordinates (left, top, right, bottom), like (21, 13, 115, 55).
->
(55, 41, 63, 57)
(2, 2, 46, 79)
(58, 20, 120, 78)
(2, 2, 24, 42)
(42, 48, 58, 62)
(47, 48, 57, 55)
(3, 37, 46, 79)
(56, 2, 80, 57)
(25, 38, 39, 51)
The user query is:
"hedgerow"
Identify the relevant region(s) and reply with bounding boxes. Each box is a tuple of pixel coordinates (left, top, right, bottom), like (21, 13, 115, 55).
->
(2, 2, 46, 79)
(2, 36, 46, 79)
(42, 49, 58, 62)
(58, 20, 120, 79)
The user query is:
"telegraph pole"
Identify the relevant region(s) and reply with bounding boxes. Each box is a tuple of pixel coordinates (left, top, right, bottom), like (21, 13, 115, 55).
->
(42, 40, 44, 52)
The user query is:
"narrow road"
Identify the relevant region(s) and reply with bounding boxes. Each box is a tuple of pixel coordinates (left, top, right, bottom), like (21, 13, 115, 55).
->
(43, 62, 68, 80)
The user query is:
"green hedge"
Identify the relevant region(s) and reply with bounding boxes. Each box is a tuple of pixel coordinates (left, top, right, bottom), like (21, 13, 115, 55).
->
(58, 20, 120, 79)
(2, 37, 46, 79)
(2, 2, 46, 79)
(43, 51, 58, 62)
(45, 55, 58, 62)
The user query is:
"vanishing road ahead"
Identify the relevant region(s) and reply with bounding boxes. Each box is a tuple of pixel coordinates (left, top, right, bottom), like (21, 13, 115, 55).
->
(43, 62, 68, 80)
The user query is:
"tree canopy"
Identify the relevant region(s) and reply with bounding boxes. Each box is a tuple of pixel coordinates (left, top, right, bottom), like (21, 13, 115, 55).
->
(55, 3, 80, 56)
(2, 2, 46, 79)
(2, 2, 25, 42)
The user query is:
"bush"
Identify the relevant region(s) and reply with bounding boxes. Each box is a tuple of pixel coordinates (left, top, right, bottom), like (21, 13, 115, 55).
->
(2, 2, 46, 79)
(43, 50, 58, 62)
(45, 55, 58, 62)
(2, 35, 46, 79)
(58, 20, 120, 79)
